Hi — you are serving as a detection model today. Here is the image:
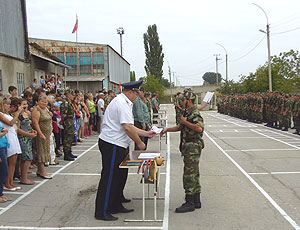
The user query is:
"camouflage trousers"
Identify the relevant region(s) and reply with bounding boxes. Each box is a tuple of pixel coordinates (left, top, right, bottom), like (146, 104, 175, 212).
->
(182, 142, 202, 195)
(63, 119, 74, 154)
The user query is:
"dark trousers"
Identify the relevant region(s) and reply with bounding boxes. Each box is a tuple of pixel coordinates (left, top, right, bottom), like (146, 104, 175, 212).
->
(95, 139, 128, 218)
(134, 121, 148, 150)
(0, 147, 8, 196)
(54, 132, 60, 151)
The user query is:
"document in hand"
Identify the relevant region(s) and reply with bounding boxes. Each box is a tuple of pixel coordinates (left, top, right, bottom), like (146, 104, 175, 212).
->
(203, 91, 214, 103)
(138, 152, 161, 160)
(151, 125, 163, 134)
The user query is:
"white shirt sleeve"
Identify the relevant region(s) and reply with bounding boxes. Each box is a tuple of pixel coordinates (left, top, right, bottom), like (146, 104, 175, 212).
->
(118, 100, 134, 125)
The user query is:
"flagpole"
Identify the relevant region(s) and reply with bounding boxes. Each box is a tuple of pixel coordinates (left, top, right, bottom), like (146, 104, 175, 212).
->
(76, 14, 79, 90)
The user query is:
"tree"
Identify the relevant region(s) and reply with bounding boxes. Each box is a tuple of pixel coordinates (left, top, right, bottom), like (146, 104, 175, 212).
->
(202, 72, 222, 84)
(130, 71, 136, 82)
(140, 74, 165, 97)
(143, 24, 164, 79)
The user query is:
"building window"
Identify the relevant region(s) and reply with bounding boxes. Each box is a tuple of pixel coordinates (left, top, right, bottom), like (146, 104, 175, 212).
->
(80, 52, 91, 75)
(93, 52, 104, 75)
(53, 52, 65, 63)
(17, 72, 25, 95)
(66, 52, 78, 76)
(0, 70, 2, 91)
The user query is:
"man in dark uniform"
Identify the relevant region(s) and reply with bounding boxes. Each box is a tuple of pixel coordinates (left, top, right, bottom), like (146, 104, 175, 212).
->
(60, 89, 76, 161)
(95, 80, 155, 221)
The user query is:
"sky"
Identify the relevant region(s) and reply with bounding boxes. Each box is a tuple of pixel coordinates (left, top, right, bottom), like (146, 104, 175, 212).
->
(26, 0, 300, 86)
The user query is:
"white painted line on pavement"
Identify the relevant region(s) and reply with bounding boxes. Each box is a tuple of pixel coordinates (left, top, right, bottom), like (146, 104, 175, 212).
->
(208, 114, 257, 127)
(162, 121, 170, 230)
(56, 172, 167, 176)
(249, 171, 300, 175)
(0, 142, 98, 217)
(0, 227, 162, 230)
(225, 148, 296, 152)
(205, 131, 300, 230)
(213, 137, 268, 139)
(251, 129, 300, 150)
(3, 191, 25, 195)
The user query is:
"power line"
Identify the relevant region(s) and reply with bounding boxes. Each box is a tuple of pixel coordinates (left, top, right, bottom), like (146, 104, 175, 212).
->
(229, 35, 266, 62)
(271, 25, 300, 35)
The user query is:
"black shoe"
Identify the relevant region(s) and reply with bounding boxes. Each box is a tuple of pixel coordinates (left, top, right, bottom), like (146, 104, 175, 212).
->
(282, 128, 288, 131)
(121, 197, 131, 203)
(70, 153, 78, 158)
(111, 207, 134, 214)
(293, 132, 300, 135)
(175, 202, 195, 213)
(95, 214, 118, 221)
(175, 195, 195, 213)
(64, 156, 75, 161)
(55, 150, 62, 157)
(194, 193, 201, 209)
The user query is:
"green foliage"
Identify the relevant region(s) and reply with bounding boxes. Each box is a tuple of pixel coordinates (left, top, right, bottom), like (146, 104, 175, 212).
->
(202, 72, 222, 84)
(220, 49, 300, 94)
(144, 24, 164, 79)
(130, 71, 136, 82)
(141, 74, 165, 98)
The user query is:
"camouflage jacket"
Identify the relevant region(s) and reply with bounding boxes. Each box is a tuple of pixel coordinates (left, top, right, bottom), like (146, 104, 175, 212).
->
(178, 105, 204, 146)
(60, 98, 74, 121)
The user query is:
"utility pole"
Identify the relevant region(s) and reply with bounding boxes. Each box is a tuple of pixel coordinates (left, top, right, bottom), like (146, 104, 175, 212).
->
(254, 3, 272, 92)
(216, 43, 228, 82)
(214, 54, 221, 85)
(117, 27, 124, 56)
(168, 64, 172, 86)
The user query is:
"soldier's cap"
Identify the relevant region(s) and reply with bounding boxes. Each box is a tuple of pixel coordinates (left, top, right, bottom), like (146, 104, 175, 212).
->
(144, 92, 150, 97)
(184, 90, 196, 100)
(121, 80, 143, 92)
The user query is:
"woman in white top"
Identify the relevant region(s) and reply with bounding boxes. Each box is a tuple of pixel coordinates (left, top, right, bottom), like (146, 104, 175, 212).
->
(0, 96, 23, 191)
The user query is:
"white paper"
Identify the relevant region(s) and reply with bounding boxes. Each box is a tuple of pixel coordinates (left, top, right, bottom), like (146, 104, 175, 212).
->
(151, 125, 163, 134)
(203, 92, 214, 103)
(138, 152, 161, 160)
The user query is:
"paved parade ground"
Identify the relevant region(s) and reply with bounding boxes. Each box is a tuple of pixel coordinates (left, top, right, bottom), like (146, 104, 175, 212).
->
(1, 104, 300, 230)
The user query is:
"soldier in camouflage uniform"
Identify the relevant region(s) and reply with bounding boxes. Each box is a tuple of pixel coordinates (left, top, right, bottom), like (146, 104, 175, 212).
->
(162, 90, 204, 213)
(104, 90, 113, 112)
(293, 94, 300, 134)
(174, 92, 183, 125)
(60, 89, 76, 161)
(282, 94, 292, 131)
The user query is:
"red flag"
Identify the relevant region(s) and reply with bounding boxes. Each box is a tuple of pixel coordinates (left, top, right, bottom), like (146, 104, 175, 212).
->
(72, 16, 78, 33)
(119, 81, 122, 93)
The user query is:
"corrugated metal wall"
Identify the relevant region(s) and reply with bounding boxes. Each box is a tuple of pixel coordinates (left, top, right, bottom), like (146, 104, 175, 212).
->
(0, 0, 26, 59)
(108, 46, 130, 84)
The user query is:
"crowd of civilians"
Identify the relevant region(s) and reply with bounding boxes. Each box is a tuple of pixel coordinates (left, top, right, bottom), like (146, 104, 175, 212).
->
(0, 75, 160, 204)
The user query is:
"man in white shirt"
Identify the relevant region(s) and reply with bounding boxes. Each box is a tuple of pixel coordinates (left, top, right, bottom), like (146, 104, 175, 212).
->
(95, 80, 155, 221)
(97, 93, 105, 132)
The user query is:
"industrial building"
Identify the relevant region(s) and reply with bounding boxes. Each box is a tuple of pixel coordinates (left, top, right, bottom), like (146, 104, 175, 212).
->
(0, 0, 129, 95)
(29, 38, 130, 93)
(0, 0, 66, 95)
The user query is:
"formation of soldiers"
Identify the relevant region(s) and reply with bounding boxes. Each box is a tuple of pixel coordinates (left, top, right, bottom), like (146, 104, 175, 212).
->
(217, 92, 300, 134)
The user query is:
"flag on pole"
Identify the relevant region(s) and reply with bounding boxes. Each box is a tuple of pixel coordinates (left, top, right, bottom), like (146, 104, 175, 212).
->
(72, 15, 78, 33)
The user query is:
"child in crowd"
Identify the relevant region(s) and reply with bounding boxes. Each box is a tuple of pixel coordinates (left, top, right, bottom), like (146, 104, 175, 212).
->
(17, 99, 37, 185)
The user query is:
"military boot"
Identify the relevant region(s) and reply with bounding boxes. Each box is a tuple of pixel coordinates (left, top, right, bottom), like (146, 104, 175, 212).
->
(175, 195, 195, 213)
(194, 193, 201, 209)
(64, 152, 75, 161)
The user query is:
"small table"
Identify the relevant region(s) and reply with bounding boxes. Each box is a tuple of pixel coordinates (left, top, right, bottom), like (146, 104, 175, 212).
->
(120, 150, 166, 222)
